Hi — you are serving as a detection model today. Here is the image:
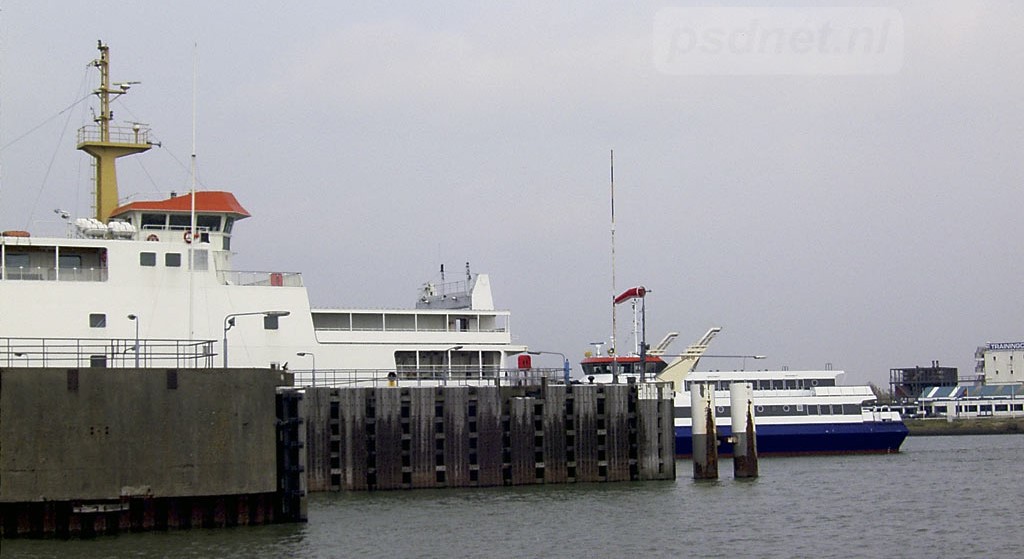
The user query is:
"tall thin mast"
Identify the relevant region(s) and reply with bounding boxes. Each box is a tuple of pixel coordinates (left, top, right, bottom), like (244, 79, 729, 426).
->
(610, 149, 616, 356)
(187, 44, 198, 341)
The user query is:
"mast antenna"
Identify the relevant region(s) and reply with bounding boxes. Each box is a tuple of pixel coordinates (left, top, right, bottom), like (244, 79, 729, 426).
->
(610, 149, 617, 356)
(188, 42, 198, 341)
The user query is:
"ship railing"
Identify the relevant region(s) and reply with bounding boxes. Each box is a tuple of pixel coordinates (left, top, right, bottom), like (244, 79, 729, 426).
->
(1, 266, 108, 282)
(1, 337, 216, 369)
(77, 124, 151, 146)
(290, 367, 567, 388)
(313, 325, 509, 334)
(219, 270, 304, 287)
(420, 278, 471, 299)
(861, 406, 904, 422)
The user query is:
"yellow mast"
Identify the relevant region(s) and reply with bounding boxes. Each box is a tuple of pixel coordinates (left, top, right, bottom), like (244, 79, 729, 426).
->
(76, 40, 152, 222)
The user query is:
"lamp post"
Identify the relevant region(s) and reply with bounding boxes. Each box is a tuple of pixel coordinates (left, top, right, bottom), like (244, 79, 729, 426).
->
(661, 353, 767, 371)
(296, 352, 316, 387)
(222, 310, 291, 367)
(527, 350, 570, 384)
(127, 314, 140, 367)
(700, 354, 767, 371)
(445, 346, 463, 381)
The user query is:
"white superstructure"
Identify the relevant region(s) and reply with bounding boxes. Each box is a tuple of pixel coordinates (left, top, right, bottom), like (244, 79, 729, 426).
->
(0, 43, 528, 383)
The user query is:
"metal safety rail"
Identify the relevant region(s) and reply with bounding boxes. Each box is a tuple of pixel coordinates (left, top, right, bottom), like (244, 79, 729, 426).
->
(289, 367, 568, 388)
(1, 337, 216, 368)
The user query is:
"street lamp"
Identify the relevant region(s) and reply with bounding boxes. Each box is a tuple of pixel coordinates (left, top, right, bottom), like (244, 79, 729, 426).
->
(661, 353, 767, 372)
(127, 314, 140, 367)
(701, 354, 767, 371)
(445, 346, 463, 379)
(296, 352, 316, 387)
(527, 350, 571, 384)
(222, 310, 291, 367)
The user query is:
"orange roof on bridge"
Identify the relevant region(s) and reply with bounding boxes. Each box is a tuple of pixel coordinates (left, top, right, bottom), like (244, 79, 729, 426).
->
(111, 191, 251, 219)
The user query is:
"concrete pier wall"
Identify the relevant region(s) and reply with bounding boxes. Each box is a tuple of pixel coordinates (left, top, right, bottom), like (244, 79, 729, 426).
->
(302, 382, 676, 491)
(0, 367, 294, 536)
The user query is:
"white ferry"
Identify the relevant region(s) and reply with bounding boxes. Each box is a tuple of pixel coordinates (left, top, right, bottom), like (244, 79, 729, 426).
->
(0, 43, 531, 385)
(580, 315, 907, 456)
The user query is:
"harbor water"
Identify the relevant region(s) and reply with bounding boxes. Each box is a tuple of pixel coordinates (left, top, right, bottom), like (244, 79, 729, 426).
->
(5, 435, 1021, 558)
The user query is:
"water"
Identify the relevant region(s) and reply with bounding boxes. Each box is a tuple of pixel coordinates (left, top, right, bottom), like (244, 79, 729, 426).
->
(4, 435, 1022, 558)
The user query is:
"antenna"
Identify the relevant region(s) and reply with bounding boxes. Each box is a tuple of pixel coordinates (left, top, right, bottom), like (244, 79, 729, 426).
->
(187, 42, 198, 341)
(609, 149, 616, 356)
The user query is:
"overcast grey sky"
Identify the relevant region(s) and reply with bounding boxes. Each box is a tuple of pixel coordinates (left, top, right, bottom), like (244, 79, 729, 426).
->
(1, 1, 1021, 386)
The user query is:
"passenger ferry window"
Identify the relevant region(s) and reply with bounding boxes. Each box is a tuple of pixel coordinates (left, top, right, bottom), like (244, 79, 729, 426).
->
(165, 253, 182, 267)
(58, 255, 82, 268)
(263, 315, 280, 330)
(5, 251, 29, 270)
(89, 313, 106, 328)
(140, 252, 156, 267)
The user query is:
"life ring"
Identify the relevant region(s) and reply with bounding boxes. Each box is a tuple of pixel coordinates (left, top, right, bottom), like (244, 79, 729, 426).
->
(183, 230, 194, 244)
(146, 234, 159, 242)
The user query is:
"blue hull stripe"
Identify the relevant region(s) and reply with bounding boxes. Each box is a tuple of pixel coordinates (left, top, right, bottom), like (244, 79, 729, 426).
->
(675, 421, 909, 456)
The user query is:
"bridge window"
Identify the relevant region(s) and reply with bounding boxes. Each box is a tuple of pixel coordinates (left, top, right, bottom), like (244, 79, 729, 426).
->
(141, 213, 165, 229)
(169, 214, 192, 228)
(196, 214, 221, 231)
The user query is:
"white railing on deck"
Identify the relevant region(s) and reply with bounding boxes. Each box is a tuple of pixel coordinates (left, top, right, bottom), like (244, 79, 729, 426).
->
(2, 337, 215, 368)
(1, 266, 108, 282)
(290, 367, 566, 388)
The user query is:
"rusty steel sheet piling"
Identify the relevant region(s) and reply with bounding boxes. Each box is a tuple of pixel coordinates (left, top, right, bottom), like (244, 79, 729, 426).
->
(690, 382, 719, 480)
(729, 382, 759, 479)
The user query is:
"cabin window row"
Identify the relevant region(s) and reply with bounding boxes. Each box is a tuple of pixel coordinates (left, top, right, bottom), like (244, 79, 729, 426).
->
(140, 250, 207, 270)
(2, 246, 108, 281)
(674, 403, 861, 417)
(684, 378, 836, 391)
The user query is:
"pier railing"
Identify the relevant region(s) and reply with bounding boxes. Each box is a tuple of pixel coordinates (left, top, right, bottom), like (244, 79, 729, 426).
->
(289, 367, 568, 388)
(1, 337, 216, 368)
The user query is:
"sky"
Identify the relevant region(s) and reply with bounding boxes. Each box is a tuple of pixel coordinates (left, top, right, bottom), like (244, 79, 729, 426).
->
(1, 1, 1021, 387)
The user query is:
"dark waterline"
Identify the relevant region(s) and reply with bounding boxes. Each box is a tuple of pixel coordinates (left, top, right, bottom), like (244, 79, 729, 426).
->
(5, 435, 1022, 558)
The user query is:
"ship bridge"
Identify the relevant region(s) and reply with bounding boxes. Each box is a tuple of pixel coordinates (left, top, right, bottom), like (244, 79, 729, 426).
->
(109, 191, 250, 250)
